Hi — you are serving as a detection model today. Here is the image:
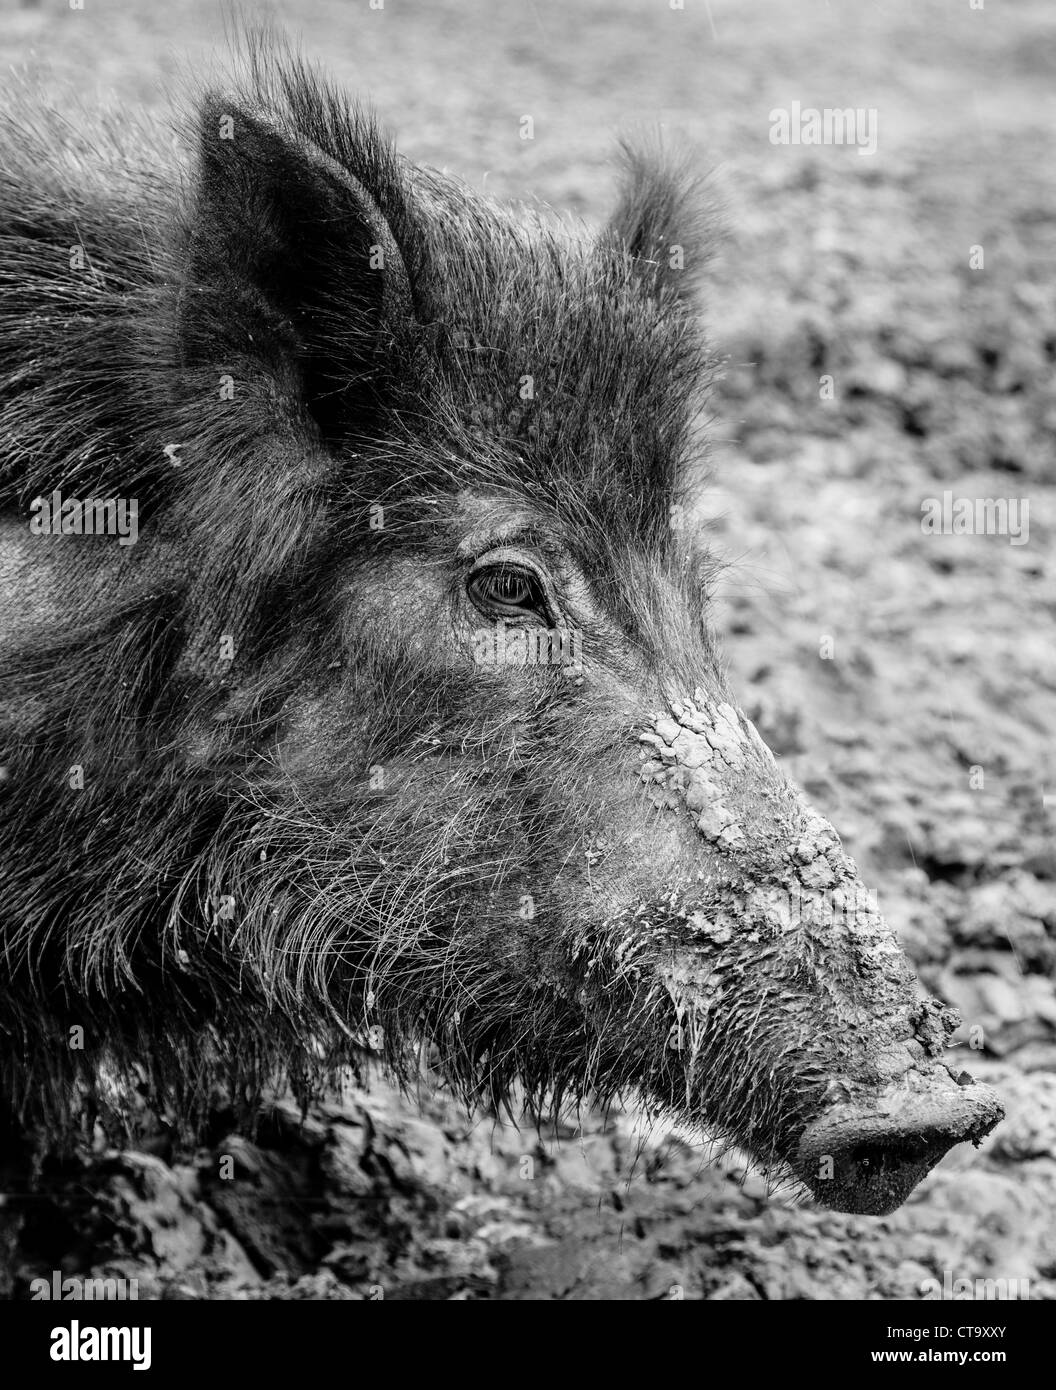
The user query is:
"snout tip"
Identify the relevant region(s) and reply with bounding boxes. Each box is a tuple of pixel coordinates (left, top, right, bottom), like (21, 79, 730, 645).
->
(794, 1074, 1004, 1216)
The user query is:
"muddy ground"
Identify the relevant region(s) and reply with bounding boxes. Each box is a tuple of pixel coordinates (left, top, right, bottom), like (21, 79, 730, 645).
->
(3, 0, 1055, 1299)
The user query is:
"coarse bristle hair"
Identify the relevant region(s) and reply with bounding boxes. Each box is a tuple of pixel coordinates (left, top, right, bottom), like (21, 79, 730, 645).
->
(0, 31, 728, 1153)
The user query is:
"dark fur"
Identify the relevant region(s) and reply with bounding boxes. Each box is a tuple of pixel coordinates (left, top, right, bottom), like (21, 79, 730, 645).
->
(0, 41, 731, 1147)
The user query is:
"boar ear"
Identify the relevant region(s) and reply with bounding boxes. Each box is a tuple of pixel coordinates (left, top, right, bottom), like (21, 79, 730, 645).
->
(602, 135, 717, 302)
(179, 95, 411, 435)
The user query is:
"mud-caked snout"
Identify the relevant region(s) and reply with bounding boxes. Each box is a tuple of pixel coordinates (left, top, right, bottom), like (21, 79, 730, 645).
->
(794, 1072, 1004, 1216)
(637, 691, 1005, 1215)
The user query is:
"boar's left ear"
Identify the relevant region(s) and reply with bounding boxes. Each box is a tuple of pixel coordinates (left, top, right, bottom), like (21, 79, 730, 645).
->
(179, 95, 412, 436)
(600, 135, 717, 303)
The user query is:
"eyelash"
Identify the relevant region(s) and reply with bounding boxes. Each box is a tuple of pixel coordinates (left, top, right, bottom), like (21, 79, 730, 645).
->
(467, 562, 549, 620)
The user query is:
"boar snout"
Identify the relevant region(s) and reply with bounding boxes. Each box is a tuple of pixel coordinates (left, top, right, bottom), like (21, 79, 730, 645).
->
(794, 1073, 1005, 1216)
(645, 691, 1004, 1211)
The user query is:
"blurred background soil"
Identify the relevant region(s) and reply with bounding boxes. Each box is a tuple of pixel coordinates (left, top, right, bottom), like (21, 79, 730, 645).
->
(3, 0, 1055, 1299)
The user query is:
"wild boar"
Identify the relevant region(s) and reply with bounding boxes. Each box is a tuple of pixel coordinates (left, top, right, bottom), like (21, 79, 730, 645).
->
(0, 44, 1001, 1226)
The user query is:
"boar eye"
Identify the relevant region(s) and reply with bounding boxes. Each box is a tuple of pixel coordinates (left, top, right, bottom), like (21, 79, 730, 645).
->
(467, 563, 548, 620)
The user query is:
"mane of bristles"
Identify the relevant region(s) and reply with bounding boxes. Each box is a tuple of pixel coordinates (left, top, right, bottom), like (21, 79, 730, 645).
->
(0, 35, 737, 1160)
